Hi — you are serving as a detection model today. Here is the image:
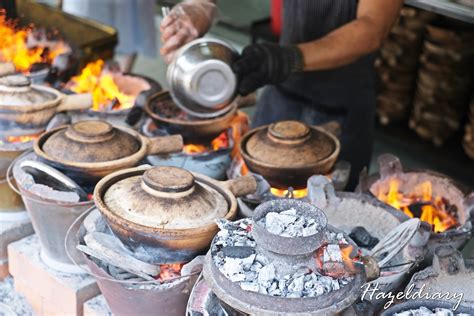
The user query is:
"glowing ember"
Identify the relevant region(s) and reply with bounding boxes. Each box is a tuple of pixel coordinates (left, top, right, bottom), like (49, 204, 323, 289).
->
(270, 187, 308, 199)
(158, 263, 183, 282)
(183, 131, 229, 154)
(0, 133, 40, 145)
(316, 243, 360, 278)
(69, 59, 135, 111)
(377, 179, 459, 233)
(0, 12, 68, 73)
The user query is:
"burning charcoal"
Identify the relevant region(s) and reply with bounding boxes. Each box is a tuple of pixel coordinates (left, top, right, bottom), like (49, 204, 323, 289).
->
(257, 264, 275, 288)
(393, 306, 469, 316)
(83, 208, 107, 234)
(263, 213, 286, 235)
(30, 184, 80, 203)
(407, 202, 430, 218)
(259, 210, 321, 237)
(222, 246, 255, 259)
(287, 275, 305, 296)
(349, 226, 379, 249)
(280, 208, 297, 216)
(323, 244, 343, 262)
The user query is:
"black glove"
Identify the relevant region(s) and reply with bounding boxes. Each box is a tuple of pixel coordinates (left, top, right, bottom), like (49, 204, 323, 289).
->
(232, 43, 304, 96)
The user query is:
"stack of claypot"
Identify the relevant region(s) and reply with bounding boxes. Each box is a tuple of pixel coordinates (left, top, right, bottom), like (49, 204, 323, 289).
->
(375, 7, 435, 125)
(463, 96, 474, 159)
(409, 19, 474, 146)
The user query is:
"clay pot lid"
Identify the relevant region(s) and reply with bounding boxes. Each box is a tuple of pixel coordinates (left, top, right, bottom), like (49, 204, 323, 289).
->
(103, 166, 229, 229)
(0, 75, 56, 106)
(40, 120, 140, 163)
(244, 120, 337, 168)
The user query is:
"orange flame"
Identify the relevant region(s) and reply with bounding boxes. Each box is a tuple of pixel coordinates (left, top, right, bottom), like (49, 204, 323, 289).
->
(69, 60, 134, 111)
(377, 179, 458, 233)
(183, 130, 229, 154)
(0, 133, 40, 145)
(270, 187, 308, 198)
(0, 12, 67, 72)
(158, 263, 183, 282)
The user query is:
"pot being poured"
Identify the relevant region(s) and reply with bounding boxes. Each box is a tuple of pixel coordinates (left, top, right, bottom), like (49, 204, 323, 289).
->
(94, 165, 257, 262)
(34, 120, 183, 186)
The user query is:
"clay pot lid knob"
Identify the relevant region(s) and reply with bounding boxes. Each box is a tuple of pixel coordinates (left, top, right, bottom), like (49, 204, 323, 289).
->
(142, 166, 195, 196)
(0, 75, 31, 88)
(268, 120, 310, 143)
(65, 120, 115, 143)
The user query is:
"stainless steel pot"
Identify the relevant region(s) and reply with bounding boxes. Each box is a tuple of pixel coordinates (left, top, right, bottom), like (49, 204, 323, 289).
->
(167, 38, 239, 118)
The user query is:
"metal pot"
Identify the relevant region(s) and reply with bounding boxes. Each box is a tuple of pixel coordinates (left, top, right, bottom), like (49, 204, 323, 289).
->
(0, 75, 92, 134)
(240, 120, 340, 189)
(167, 38, 239, 119)
(94, 165, 257, 263)
(34, 120, 183, 185)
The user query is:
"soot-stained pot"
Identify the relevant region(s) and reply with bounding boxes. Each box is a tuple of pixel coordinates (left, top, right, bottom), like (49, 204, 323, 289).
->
(34, 120, 183, 186)
(240, 120, 340, 189)
(94, 165, 257, 263)
(0, 75, 92, 133)
(144, 90, 239, 142)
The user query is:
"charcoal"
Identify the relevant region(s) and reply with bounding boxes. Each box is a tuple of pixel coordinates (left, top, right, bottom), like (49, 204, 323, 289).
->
(323, 244, 343, 263)
(349, 226, 379, 249)
(407, 202, 429, 218)
(259, 210, 321, 237)
(393, 306, 470, 316)
(212, 218, 353, 298)
(222, 246, 255, 259)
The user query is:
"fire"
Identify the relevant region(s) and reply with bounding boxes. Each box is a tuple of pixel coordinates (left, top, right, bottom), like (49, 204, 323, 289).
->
(158, 263, 183, 282)
(315, 243, 360, 278)
(377, 179, 458, 233)
(0, 133, 40, 145)
(0, 12, 67, 72)
(69, 60, 135, 111)
(270, 187, 308, 199)
(183, 131, 229, 154)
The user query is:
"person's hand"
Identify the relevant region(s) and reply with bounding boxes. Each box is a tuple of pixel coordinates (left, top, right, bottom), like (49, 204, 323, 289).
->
(160, 1, 217, 63)
(232, 43, 304, 96)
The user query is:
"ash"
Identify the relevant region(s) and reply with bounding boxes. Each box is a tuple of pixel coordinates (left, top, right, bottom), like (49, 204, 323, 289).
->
(0, 277, 33, 316)
(394, 306, 470, 316)
(213, 219, 352, 298)
(258, 208, 321, 237)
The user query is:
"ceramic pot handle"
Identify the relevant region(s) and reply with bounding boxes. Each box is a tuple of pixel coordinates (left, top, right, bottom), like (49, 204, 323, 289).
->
(147, 134, 183, 155)
(57, 93, 93, 112)
(222, 175, 257, 197)
(0, 62, 15, 77)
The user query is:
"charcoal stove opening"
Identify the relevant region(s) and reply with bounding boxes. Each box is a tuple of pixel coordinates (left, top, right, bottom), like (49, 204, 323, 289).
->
(64, 59, 155, 113)
(370, 172, 467, 234)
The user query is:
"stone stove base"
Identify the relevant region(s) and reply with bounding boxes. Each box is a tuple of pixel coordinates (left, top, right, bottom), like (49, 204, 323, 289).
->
(8, 235, 99, 315)
(0, 215, 34, 280)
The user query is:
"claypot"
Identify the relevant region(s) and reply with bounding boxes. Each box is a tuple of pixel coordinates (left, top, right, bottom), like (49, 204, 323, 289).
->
(94, 165, 257, 262)
(34, 120, 183, 185)
(144, 90, 239, 142)
(0, 75, 92, 130)
(240, 120, 340, 189)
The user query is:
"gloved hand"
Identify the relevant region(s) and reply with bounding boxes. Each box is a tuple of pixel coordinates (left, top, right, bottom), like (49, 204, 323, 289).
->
(160, 0, 217, 63)
(232, 43, 304, 96)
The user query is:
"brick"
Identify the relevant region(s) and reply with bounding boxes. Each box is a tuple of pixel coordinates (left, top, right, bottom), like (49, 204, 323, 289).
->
(0, 260, 9, 280)
(83, 295, 112, 316)
(14, 279, 43, 315)
(0, 216, 33, 260)
(8, 235, 100, 316)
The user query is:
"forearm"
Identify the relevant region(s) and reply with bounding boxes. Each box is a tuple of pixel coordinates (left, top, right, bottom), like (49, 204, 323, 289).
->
(298, 0, 403, 71)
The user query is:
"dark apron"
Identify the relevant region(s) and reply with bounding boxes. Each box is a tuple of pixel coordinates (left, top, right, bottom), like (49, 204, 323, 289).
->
(252, 0, 376, 190)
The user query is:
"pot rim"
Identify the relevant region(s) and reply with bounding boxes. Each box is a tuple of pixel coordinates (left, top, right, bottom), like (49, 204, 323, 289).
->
(144, 90, 238, 128)
(33, 124, 149, 171)
(0, 84, 63, 112)
(94, 165, 238, 235)
(240, 124, 340, 171)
